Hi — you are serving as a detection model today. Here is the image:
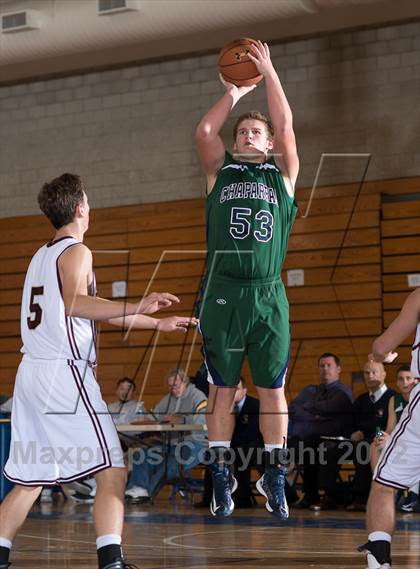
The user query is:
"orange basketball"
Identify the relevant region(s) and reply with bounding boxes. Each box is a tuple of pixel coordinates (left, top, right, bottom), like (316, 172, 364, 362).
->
(218, 38, 263, 87)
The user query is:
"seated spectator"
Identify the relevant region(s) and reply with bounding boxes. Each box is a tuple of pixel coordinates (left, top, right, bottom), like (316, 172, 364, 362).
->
(346, 360, 396, 511)
(125, 368, 207, 501)
(107, 377, 145, 425)
(289, 352, 353, 510)
(196, 377, 264, 509)
(371, 364, 419, 512)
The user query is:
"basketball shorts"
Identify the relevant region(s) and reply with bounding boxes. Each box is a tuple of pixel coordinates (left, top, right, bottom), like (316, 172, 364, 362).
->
(4, 358, 124, 486)
(198, 275, 290, 388)
(373, 383, 420, 490)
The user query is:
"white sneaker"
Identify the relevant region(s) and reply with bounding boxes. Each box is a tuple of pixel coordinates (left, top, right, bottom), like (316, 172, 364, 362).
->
(40, 488, 53, 503)
(125, 486, 149, 499)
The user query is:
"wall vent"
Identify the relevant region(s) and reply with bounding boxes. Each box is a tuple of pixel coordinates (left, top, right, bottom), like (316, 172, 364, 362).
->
(98, 0, 140, 15)
(1, 10, 42, 33)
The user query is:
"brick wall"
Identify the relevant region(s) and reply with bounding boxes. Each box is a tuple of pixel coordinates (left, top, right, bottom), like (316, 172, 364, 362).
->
(0, 20, 419, 217)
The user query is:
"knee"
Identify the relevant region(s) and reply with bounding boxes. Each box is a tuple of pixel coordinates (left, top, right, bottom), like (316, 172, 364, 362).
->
(370, 481, 395, 499)
(96, 466, 127, 491)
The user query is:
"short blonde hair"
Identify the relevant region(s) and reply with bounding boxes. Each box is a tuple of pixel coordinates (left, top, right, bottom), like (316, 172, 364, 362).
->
(233, 111, 274, 140)
(165, 368, 189, 385)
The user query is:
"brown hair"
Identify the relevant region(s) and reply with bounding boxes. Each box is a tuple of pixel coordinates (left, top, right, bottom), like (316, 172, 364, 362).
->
(38, 173, 85, 229)
(233, 111, 274, 140)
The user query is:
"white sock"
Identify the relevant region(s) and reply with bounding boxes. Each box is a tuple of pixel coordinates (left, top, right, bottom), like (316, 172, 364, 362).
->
(264, 443, 284, 452)
(0, 537, 12, 549)
(368, 531, 391, 543)
(96, 534, 122, 550)
(209, 441, 231, 448)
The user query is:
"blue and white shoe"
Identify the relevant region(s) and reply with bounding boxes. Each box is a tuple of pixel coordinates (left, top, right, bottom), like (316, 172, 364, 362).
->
(207, 447, 238, 517)
(257, 449, 289, 519)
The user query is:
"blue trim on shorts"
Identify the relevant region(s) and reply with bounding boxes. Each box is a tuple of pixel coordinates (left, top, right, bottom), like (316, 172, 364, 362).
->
(270, 350, 290, 389)
(203, 347, 227, 386)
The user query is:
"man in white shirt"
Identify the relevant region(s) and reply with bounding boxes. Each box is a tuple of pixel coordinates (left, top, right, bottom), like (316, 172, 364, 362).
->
(108, 378, 145, 426)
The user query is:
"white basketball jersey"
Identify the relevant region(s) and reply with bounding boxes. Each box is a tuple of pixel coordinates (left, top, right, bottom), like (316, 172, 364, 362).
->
(412, 323, 420, 379)
(21, 236, 97, 364)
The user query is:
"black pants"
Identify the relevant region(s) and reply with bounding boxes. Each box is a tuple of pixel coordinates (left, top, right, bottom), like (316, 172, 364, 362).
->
(351, 440, 372, 501)
(290, 437, 343, 502)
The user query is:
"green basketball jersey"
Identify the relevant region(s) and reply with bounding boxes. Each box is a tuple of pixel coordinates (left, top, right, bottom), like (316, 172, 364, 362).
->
(206, 151, 298, 280)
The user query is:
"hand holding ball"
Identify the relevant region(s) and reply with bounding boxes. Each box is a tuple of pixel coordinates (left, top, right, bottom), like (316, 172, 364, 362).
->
(218, 38, 263, 87)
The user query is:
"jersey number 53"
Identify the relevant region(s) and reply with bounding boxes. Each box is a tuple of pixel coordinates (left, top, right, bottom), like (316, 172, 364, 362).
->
(229, 207, 273, 242)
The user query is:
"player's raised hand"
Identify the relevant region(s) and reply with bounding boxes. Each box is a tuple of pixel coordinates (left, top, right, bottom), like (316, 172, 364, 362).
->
(247, 40, 275, 78)
(137, 292, 180, 315)
(368, 351, 398, 363)
(219, 73, 256, 99)
(157, 316, 198, 333)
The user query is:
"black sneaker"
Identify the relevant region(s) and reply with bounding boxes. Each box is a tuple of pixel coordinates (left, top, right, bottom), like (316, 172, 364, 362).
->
(71, 491, 94, 504)
(206, 447, 237, 518)
(398, 491, 419, 513)
(357, 540, 392, 568)
(256, 449, 289, 519)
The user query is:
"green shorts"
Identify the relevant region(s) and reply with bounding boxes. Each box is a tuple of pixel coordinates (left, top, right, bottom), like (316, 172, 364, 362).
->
(198, 275, 290, 389)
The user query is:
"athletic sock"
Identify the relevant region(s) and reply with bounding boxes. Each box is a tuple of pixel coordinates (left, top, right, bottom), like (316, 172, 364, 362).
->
(209, 441, 231, 448)
(264, 443, 283, 452)
(368, 532, 391, 543)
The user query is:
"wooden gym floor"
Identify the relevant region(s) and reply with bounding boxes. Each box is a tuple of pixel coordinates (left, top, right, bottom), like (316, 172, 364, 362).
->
(9, 496, 420, 568)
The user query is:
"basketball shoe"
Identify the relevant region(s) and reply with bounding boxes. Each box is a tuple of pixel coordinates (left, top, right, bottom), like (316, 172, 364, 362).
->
(256, 448, 289, 519)
(103, 563, 139, 569)
(357, 540, 392, 569)
(206, 447, 237, 517)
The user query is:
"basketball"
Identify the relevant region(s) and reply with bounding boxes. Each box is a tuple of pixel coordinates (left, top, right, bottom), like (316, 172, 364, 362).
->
(218, 38, 263, 87)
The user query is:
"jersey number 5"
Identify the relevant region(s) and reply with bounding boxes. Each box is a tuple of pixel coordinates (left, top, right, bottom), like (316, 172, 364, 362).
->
(27, 286, 44, 330)
(229, 207, 274, 242)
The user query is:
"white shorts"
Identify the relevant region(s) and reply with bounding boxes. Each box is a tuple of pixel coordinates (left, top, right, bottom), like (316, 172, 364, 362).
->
(374, 383, 420, 490)
(4, 358, 124, 486)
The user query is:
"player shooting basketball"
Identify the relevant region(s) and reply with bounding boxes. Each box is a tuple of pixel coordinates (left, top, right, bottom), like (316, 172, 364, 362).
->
(195, 40, 299, 518)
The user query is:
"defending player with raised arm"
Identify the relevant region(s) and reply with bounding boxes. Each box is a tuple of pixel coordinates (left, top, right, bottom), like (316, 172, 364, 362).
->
(359, 288, 420, 569)
(0, 173, 196, 569)
(195, 41, 299, 520)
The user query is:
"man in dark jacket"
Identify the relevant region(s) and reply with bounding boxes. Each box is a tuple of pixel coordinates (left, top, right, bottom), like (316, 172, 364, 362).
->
(347, 360, 396, 511)
(289, 353, 353, 509)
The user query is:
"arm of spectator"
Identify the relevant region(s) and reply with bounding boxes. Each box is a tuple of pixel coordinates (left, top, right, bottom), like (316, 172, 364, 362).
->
(385, 397, 397, 434)
(310, 389, 352, 416)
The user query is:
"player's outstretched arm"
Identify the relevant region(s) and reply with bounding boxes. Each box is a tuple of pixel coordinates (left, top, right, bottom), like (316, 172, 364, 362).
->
(59, 244, 180, 321)
(195, 77, 256, 190)
(370, 287, 420, 363)
(109, 314, 198, 334)
(248, 41, 299, 191)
